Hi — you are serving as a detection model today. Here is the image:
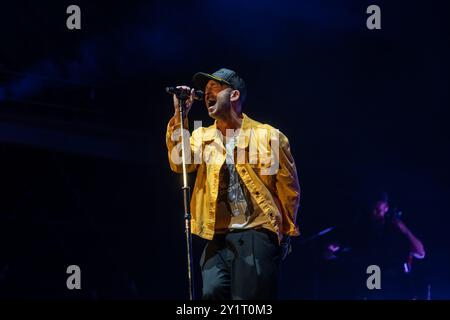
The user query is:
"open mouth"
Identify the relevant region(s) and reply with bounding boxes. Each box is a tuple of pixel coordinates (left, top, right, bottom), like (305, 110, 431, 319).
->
(207, 99, 217, 108)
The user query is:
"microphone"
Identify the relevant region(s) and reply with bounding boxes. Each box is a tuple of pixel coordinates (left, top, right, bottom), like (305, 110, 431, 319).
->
(166, 87, 204, 101)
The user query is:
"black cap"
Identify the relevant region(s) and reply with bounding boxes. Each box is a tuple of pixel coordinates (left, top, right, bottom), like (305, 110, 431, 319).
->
(193, 68, 247, 102)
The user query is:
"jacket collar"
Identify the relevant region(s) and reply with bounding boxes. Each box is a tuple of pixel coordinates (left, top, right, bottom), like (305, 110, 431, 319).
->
(202, 113, 253, 148)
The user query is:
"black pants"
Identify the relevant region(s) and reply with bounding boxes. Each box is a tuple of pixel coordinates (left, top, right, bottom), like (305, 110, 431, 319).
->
(200, 228, 281, 300)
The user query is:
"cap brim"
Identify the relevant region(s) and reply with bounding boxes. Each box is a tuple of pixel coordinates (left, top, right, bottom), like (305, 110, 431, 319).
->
(192, 72, 231, 90)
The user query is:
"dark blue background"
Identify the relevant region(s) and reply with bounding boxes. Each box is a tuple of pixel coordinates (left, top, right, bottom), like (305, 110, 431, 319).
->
(0, 0, 449, 299)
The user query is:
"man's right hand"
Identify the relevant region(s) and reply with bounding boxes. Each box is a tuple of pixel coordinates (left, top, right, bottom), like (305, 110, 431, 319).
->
(173, 86, 195, 124)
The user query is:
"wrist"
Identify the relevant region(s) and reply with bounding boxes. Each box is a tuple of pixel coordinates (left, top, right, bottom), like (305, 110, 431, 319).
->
(172, 112, 189, 127)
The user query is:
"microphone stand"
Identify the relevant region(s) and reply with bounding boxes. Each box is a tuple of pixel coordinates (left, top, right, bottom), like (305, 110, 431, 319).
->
(298, 226, 336, 245)
(176, 92, 195, 300)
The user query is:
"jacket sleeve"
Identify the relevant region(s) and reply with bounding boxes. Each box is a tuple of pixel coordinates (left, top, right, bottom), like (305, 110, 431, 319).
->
(274, 132, 301, 237)
(166, 115, 201, 173)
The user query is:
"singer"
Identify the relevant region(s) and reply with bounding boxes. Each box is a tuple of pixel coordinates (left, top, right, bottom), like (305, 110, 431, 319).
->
(165, 68, 301, 300)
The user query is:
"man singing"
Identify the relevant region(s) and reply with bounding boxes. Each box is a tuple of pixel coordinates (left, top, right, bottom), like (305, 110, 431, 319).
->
(166, 68, 300, 300)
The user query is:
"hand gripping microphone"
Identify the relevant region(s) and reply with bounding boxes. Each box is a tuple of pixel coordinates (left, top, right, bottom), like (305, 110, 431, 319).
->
(166, 87, 204, 100)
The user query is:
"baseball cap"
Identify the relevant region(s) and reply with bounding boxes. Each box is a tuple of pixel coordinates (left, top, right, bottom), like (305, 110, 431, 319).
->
(193, 68, 247, 102)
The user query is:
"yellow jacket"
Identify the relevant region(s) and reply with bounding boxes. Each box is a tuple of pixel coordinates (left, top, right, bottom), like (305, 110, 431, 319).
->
(166, 113, 300, 242)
